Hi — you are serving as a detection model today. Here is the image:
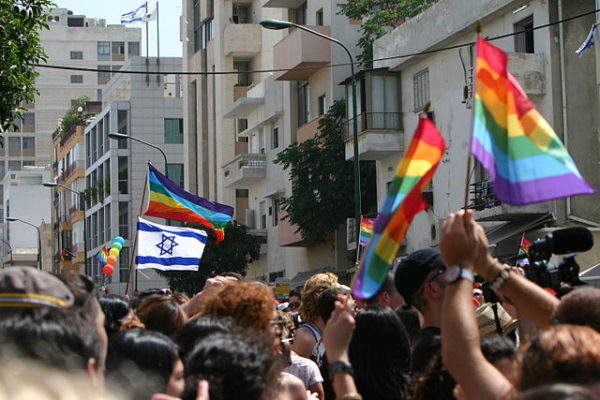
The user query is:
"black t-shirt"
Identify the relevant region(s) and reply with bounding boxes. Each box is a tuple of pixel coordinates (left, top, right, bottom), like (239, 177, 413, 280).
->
(411, 326, 441, 376)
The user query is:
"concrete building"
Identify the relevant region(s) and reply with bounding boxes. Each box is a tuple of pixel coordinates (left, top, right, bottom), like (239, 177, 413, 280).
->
(181, 0, 362, 286)
(372, 0, 600, 267)
(2, 168, 53, 271)
(84, 57, 184, 293)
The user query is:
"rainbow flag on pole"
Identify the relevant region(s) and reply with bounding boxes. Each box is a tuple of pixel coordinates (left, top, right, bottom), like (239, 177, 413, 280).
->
(471, 37, 594, 206)
(96, 247, 109, 266)
(358, 218, 375, 246)
(143, 164, 234, 242)
(352, 117, 445, 299)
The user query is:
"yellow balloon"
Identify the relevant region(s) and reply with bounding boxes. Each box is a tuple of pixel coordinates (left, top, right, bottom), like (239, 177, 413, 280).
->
(109, 248, 120, 258)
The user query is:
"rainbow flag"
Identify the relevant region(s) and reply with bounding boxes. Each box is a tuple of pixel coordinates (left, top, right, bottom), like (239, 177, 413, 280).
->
(96, 247, 109, 265)
(471, 37, 594, 206)
(352, 117, 445, 299)
(358, 218, 375, 246)
(143, 164, 234, 242)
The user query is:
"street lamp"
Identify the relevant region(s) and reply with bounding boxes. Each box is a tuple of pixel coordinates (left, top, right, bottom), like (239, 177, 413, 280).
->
(43, 182, 88, 275)
(108, 132, 169, 175)
(6, 217, 41, 270)
(260, 19, 362, 243)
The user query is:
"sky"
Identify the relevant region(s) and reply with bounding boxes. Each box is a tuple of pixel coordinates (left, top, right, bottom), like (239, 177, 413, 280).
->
(55, 0, 183, 57)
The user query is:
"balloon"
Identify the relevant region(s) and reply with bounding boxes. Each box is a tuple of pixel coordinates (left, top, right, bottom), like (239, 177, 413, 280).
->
(111, 242, 123, 251)
(109, 248, 120, 258)
(107, 256, 117, 266)
(103, 264, 114, 275)
(113, 236, 125, 246)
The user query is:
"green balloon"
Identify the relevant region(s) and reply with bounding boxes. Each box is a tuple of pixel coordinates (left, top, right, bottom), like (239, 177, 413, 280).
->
(111, 242, 123, 251)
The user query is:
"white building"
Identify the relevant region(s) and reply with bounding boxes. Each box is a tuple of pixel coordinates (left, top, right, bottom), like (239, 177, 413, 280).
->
(85, 57, 184, 294)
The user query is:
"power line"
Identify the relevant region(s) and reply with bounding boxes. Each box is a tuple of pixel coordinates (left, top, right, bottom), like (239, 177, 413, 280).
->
(35, 7, 600, 76)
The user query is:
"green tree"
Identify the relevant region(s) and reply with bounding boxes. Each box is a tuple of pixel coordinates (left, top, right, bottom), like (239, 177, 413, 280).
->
(0, 0, 54, 141)
(58, 95, 92, 135)
(274, 99, 377, 246)
(157, 222, 261, 295)
(338, 0, 440, 66)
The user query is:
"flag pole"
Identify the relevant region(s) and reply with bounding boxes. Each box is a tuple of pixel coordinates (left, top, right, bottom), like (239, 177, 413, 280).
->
(145, 2, 150, 86)
(124, 171, 149, 295)
(156, 1, 160, 85)
(463, 21, 482, 210)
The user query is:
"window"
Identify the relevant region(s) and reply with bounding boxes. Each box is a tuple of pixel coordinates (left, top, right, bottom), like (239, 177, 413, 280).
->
(119, 247, 130, 283)
(22, 160, 35, 167)
(119, 203, 129, 238)
(22, 137, 35, 156)
(232, 2, 251, 23)
(259, 201, 266, 229)
(22, 112, 35, 132)
(269, 270, 285, 283)
(97, 89, 102, 101)
(128, 42, 140, 56)
(166, 164, 184, 187)
(318, 95, 327, 116)
(70, 75, 83, 84)
(297, 80, 309, 126)
(233, 61, 251, 86)
(118, 156, 128, 194)
(316, 9, 324, 26)
(111, 41, 125, 61)
(8, 161, 21, 171)
(413, 68, 429, 112)
(164, 118, 183, 143)
(272, 198, 280, 226)
(514, 16, 534, 53)
(271, 127, 279, 149)
(295, 2, 307, 25)
(8, 137, 21, 156)
(97, 41, 110, 61)
(70, 51, 83, 60)
(193, 0, 201, 52)
(236, 189, 249, 198)
(117, 110, 128, 148)
(67, 16, 84, 27)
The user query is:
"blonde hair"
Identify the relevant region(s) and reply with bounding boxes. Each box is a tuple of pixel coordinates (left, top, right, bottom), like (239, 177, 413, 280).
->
(300, 272, 338, 323)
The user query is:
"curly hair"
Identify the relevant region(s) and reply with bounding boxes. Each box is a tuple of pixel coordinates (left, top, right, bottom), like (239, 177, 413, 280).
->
(300, 272, 338, 323)
(195, 281, 275, 333)
(519, 324, 600, 390)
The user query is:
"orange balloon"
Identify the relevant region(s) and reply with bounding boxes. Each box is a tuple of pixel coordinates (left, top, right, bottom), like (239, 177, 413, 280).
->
(107, 255, 117, 266)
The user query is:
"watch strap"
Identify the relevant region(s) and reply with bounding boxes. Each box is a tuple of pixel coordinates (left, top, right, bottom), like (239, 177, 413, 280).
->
(328, 360, 354, 379)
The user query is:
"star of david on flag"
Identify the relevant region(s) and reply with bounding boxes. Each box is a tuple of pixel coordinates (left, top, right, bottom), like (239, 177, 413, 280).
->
(136, 217, 208, 271)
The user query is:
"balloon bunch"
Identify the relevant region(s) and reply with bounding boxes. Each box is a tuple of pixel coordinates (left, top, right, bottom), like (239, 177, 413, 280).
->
(103, 236, 125, 276)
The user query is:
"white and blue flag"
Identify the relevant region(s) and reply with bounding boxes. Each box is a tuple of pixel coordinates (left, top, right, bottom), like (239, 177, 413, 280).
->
(121, 2, 148, 24)
(576, 23, 598, 57)
(136, 217, 207, 271)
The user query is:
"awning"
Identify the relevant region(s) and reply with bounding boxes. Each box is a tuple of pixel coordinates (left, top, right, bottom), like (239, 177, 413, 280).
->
(485, 213, 555, 245)
(289, 266, 334, 289)
(580, 263, 600, 283)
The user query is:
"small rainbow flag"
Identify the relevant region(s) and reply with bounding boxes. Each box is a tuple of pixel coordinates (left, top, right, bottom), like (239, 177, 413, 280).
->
(471, 37, 594, 206)
(358, 218, 375, 246)
(352, 117, 445, 299)
(143, 164, 234, 242)
(96, 247, 109, 265)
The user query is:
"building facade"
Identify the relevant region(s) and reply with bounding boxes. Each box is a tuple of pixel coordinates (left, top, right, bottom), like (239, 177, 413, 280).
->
(84, 57, 184, 294)
(182, 0, 363, 286)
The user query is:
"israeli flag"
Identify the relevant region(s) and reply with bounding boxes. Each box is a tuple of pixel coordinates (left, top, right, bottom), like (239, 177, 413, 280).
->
(136, 217, 208, 271)
(121, 2, 148, 24)
(576, 24, 598, 57)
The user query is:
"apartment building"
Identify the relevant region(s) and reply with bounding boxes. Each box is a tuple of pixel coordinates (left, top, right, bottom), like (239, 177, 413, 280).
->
(182, 0, 362, 286)
(83, 57, 184, 293)
(372, 0, 600, 267)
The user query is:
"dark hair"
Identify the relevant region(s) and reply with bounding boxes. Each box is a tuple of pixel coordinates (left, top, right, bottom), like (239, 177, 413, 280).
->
(106, 329, 178, 399)
(366, 272, 395, 305)
(349, 305, 411, 400)
(182, 332, 280, 400)
(408, 353, 455, 400)
(99, 295, 131, 337)
(289, 288, 301, 298)
(137, 294, 187, 337)
(553, 286, 600, 332)
(480, 336, 517, 364)
(516, 383, 597, 400)
(396, 305, 422, 349)
(176, 316, 235, 361)
(317, 286, 348, 322)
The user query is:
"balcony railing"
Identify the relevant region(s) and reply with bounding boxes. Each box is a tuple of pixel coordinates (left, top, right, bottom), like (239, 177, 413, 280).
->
(468, 181, 501, 211)
(342, 112, 403, 140)
(57, 160, 85, 183)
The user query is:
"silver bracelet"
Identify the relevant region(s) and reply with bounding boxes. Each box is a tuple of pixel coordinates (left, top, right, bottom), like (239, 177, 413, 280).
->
(490, 266, 510, 291)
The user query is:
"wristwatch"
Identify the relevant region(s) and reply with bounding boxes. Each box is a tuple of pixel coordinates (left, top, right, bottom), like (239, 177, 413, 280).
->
(328, 360, 354, 379)
(439, 265, 474, 284)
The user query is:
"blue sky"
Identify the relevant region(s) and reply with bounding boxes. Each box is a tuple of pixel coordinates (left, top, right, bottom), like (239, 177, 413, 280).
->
(55, 0, 183, 57)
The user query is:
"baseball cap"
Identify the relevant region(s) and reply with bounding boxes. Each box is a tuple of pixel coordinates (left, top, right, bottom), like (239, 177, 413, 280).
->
(0, 267, 74, 308)
(394, 249, 445, 304)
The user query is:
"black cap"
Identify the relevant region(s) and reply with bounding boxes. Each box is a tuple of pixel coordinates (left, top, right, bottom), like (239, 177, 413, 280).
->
(394, 249, 444, 304)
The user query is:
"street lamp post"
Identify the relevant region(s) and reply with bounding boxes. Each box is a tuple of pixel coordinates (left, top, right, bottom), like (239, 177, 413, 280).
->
(6, 217, 41, 270)
(43, 182, 88, 275)
(108, 132, 169, 176)
(259, 19, 362, 243)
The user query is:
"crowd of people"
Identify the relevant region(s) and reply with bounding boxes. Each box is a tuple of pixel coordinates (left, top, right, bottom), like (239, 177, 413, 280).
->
(1, 209, 600, 399)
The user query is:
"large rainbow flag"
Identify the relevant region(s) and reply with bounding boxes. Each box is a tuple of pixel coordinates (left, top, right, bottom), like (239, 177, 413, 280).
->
(471, 37, 594, 206)
(143, 164, 234, 242)
(352, 117, 445, 299)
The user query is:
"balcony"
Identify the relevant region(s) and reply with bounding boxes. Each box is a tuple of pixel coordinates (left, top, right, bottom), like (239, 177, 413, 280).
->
(297, 116, 322, 143)
(223, 23, 262, 57)
(507, 52, 546, 96)
(223, 96, 264, 119)
(262, 0, 305, 8)
(343, 112, 404, 160)
(223, 154, 266, 188)
(57, 160, 85, 184)
(273, 26, 331, 81)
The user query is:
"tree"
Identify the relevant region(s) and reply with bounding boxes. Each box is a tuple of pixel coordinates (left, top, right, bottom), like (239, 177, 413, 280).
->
(338, 0, 440, 66)
(274, 99, 377, 246)
(0, 0, 54, 142)
(157, 222, 261, 295)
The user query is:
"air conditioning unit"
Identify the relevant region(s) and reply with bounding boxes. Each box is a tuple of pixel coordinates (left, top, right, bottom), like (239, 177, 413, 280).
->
(346, 218, 357, 250)
(245, 208, 255, 229)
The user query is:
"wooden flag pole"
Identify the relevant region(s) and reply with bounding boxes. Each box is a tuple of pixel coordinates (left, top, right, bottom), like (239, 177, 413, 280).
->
(124, 169, 149, 296)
